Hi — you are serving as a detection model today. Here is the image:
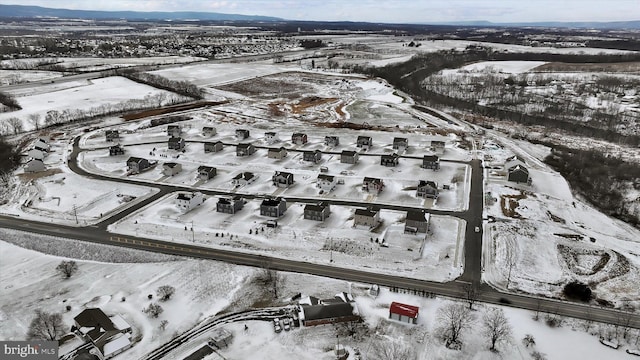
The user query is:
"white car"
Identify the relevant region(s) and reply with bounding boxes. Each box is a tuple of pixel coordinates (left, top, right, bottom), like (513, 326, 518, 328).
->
(273, 318, 282, 333)
(474, 226, 480, 233)
(282, 318, 291, 331)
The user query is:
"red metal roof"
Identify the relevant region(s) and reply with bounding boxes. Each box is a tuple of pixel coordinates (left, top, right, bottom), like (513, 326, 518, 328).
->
(389, 302, 419, 318)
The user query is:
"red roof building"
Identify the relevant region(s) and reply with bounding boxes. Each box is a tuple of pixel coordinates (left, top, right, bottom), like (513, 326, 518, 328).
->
(389, 302, 419, 324)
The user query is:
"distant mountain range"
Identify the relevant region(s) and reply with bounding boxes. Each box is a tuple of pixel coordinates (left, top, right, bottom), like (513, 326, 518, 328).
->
(0, 4, 282, 21)
(0, 4, 639, 29)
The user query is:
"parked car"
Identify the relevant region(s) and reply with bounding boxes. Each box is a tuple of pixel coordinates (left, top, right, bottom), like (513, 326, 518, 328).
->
(273, 318, 282, 333)
(474, 226, 480, 233)
(282, 318, 291, 331)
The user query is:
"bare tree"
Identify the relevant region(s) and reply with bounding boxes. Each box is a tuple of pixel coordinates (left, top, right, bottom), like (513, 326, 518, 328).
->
(532, 299, 543, 321)
(27, 309, 64, 341)
(463, 282, 479, 310)
(156, 285, 176, 301)
(522, 334, 536, 348)
(370, 338, 417, 360)
(6, 117, 22, 135)
(56, 260, 78, 278)
(482, 307, 512, 351)
(143, 303, 163, 318)
(435, 302, 475, 349)
(257, 262, 281, 299)
(159, 320, 169, 331)
(28, 113, 41, 130)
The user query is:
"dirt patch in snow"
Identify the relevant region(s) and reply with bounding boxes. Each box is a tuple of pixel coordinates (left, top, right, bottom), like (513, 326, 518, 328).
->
(500, 192, 528, 218)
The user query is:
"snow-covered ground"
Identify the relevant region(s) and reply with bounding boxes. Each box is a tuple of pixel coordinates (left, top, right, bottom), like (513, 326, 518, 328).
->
(150, 61, 295, 87)
(1, 234, 636, 360)
(0, 69, 64, 85)
(1, 56, 205, 72)
(443, 60, 548, 74)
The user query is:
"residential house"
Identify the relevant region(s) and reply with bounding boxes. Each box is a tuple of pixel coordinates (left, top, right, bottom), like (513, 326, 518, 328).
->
(235, 129, 250, 140)
(28, 148, 47, 160)
(208, 328, 233, 349)
(504, 155, 526, 172)
(303, 150, 322, 163)
(389, 302, 419, 324)
(167, 125, 181, 137)
(507, 165, 532, 185)
(168, 137, 185, 151)
(126, 157, 150, 174)
(416, 180, 438, 199)
(216, 196, 244, 214)
(108, 145, 125, 156)
(204, 141, 224, 153)
(24, 159, 45, 173)
(232, 172, 255, 187)
(422, 155, 440, 170)
(272, 171, 294, 188)
(292, 132, 308, 145)
(34, 138, 50, 152)
(299, 302, 360, 327)
(236, 143, 256, 157)
(392, 137, 408, 151)
(317, 174, 337, 192)
(404, 209, 430, 234)
(202, 126, 216, 137)
(324, 136, 339, 147)
(354, 207, 380, 228)
(362, 177, 384, 193)
(73, 308, 132, 360)
(304, 202, 330, 221)
(197, 166, 217, 181)
(356, 135, 372, 150)
(340, 150, 359, 164)
(380, 153, 399, 167)
(260, 198, 287, 217)
(431, 140, 445, 154)
(267, 147, 287, 160)
(105, 130, 120, 142)
(176, 192, 204, 211)
(264, 131, 278, 145)
(162, 162, 182, 176)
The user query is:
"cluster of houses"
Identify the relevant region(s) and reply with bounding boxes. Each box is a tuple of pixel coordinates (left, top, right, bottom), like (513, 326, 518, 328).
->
(24, 136, 50, 173)
(72, 308, 133, 360)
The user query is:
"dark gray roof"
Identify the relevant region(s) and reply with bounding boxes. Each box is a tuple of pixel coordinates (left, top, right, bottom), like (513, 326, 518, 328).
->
(406, 210, 429, 222)
(302, 302, 356, 321)
(355, 208, 378, 217)
(342, 150, 357, 156)
(418, 180, 437, 188)
(317, 174, 335, 181)
(262, 198, 285, 207)
(198, 166, 215, 173)
(164, 162, 179, 168)
(233, 172, 254, 180)
(305, 202, 329, 212)
(423, 155, 439, 161)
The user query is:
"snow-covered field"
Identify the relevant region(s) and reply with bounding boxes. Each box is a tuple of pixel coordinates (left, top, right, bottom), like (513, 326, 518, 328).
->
(0, 69, 63, 85)
(150, 62, 295, 87)
(1, 234, 636, 360)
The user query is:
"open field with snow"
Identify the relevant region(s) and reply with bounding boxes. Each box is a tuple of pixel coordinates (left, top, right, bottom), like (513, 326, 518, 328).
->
(1, 234, 637, 360)
(0, 69, 64, 85)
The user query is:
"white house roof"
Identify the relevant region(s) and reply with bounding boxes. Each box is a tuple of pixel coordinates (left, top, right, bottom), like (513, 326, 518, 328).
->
(102, 333, 131, 357)
(109, 315, 130, 331)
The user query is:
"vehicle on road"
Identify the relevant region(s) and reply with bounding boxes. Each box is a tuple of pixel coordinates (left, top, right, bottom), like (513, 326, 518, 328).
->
(474, 226, 480, 233)
(273, 318, 282, 333)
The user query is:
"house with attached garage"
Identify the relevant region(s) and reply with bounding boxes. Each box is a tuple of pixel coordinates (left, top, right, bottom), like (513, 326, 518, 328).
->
(380, 153, 399, 167)
(232, 172, 256, 187)
(353, 207, 380, 228)
(168, 137, 185, 151)
(235, 129, 250, 140)
(298, 293, 360, 327)
(292, 132, 308, 145)
(126, 157, 150, 174)
(404, 209, 430, 234)
(236, 143, 256, 157)
(267, 147, 287, 160)
(176, 192, 204, 211)
(356, 135, 372, 150)
(216, 196, 244, 214)
(28, 148, 47, 160)
(389, 302, 419, 324)
(73, 308, 133, 360)
(167, 124, 181, 137)
(204, 141, 224, 153)
(260, 198, 287, 217)
(304, 202, 331, 221)
(108, 145, 125, 156)
(507, 164, 532, 185)
(422, 155, 440, 170)
(197, 166, 216, 181)
(24, 158, 45, 173)
(264, 131, 278, 145)
(362, 177, 384, 193)
(392, 137, 408, 152)
(303, 150, 322, 163)
(340, 150, 359, 164)
(272, 171, 294, 188)
(105, 130, 120, 142)
(324, 136, 339, 147)
(202, 126, 216, 137)
(162, 162, 182, 176)
(416, 180, 438, 199)
(317, 174, 337, 192)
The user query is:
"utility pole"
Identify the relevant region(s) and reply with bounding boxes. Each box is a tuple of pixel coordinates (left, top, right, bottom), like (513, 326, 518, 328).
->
(73, 204, 78, 224)
(191, 221, 194, 242)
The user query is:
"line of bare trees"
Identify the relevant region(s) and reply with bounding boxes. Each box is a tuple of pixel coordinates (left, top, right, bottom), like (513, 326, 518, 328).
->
(113, 68, 204, 100)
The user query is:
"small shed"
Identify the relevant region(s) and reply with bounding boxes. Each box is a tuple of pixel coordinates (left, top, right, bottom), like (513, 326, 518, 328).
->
(208, 328, 233, 349)
(389, 302, 419, 324)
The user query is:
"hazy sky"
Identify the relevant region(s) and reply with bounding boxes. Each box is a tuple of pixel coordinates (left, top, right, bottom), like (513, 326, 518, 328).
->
(2, 0, 639, 23)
